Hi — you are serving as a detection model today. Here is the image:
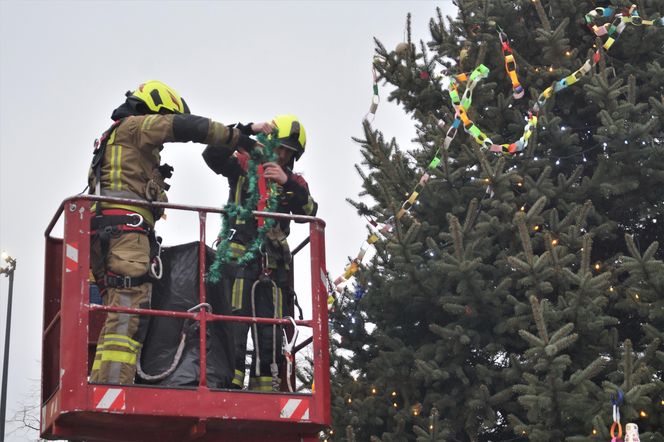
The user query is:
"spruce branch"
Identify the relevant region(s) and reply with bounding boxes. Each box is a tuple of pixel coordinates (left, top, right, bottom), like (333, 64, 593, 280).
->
(531, 0, 552, 31)
(519, 329, 545, 347)
(575, 200, 593, 229)
(544, 333, 578, 357)
(579, 234, 593, 276)
(447, 214, 464, 261)
(627, 74, 636, 105)
(623, 339, 634, 392)
(569, 356, 608, 386)
(529, 295, 549, 343)
(462, 198, 479, 234)
(549, 322, 574, 345)
(526, 196, 547, 222)
(624, 234, 642, 260)
(514, 211, 535, 267)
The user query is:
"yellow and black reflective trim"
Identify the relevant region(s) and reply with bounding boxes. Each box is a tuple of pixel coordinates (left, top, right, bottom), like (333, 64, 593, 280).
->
(235, 176, 246, 224)
(109, 145, 123, 191)
(274, 285, 283, 318)
(232, 369, 245, 387)
(91, 350, 137, 370)
(229, 242, 246, 258)
(101, 333, 141, 352)
(232, 278, 245, 310)
(91, 349, 137, 370)
(91, 333, 141, 370)
(141, 115, 158, 132)
(249, 376, 274, 392)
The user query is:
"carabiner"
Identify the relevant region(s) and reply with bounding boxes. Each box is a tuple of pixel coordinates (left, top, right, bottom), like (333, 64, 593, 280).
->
(126, 213, 144, 228)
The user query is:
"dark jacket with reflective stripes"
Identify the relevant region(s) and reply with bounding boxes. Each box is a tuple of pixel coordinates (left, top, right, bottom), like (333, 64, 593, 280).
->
(88, 114, 252, 225)
(202, 145, 318, 268)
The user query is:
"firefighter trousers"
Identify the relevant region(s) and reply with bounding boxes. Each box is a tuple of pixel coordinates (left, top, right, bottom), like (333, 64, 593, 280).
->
(90, 232, 151, 384)
(230, 277, 283, 391)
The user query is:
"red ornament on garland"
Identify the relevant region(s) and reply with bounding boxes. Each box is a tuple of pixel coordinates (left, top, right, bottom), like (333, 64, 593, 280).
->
(420, 71, 430, 80)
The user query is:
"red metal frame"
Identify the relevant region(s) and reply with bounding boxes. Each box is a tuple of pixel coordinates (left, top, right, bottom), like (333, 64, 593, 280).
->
(41, 195, 330, 442)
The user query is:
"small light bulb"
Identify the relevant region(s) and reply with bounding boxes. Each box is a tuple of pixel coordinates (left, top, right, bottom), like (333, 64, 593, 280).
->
(551, 239, 558, 246)
(391, 391, 397, 397)
(594, 263, 601, 270)
(635, 293, 640, 300)
(565, 50, 572, 56)
(371, 387, 377, 395)
(533, 225, 540, 231)
(640, 410, 647, 418)
(393, 402, 398, 408)
(517, 182, 523, 187)
(592, 429, 598, 435)
(520, 206, 526, 211)
(609, 286, 615, 292)
(548, 66, 554, 72)
(347, 397, 352, 404)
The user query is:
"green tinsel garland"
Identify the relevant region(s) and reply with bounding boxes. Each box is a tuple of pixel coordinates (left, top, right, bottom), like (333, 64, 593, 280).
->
(207, 133, 281, 283)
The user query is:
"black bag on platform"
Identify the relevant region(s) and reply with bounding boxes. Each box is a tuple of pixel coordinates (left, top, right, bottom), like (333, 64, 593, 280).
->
(137, 241, 234, 388)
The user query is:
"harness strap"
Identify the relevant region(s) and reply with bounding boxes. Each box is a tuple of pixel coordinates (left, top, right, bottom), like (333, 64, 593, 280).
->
(103, 271, 151, 289)
(92, 210, 153, 264)
(91, 213, 149, 232)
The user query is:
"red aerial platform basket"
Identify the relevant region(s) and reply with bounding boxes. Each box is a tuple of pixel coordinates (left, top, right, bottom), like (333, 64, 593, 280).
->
(41, 195, 331, 442)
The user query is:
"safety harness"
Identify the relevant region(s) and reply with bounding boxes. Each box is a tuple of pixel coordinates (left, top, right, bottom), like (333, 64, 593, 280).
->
(89, 120, 164, 290)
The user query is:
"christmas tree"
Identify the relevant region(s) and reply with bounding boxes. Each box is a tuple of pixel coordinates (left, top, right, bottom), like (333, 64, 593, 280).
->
(328, 1, 664, 441)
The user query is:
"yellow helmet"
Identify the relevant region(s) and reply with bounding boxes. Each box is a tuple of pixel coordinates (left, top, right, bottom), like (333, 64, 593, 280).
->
(272, 114, 306, 160)
(130, 80, 190, 114)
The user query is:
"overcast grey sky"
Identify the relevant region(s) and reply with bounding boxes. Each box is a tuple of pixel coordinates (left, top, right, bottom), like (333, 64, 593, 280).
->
(0, 1, 456, 439)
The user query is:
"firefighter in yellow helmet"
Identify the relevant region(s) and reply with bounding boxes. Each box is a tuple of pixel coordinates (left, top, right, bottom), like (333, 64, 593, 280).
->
(88, 80, 260, 385)
(202, 115, 317, 391)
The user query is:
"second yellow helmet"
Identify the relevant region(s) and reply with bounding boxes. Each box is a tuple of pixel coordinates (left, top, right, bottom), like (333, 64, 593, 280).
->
(272, 115, 306, 160)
